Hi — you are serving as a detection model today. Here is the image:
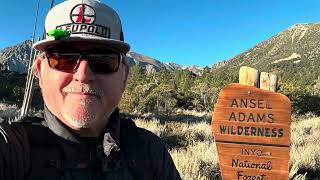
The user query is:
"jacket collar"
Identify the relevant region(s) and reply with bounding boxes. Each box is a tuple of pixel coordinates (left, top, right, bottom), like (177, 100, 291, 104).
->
(43, 105, 121, 156)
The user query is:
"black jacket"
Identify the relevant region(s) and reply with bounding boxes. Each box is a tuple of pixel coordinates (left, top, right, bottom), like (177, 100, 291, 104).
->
(0, 107, 181, 180)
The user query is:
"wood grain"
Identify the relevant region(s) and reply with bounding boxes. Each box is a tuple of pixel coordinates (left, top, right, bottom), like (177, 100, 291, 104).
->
(216, 143, 290, 180)
(260, 72, 278, 92)
(212, 83, 291, 180)
(239, 66, 260, 87)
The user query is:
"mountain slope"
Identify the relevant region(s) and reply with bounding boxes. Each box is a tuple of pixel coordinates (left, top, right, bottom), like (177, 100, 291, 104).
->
(0, 40, 32, 74)
(212, 23, 320, 87)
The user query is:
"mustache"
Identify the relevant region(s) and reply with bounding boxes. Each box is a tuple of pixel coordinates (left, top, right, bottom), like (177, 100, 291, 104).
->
(63, 85, 104, 97)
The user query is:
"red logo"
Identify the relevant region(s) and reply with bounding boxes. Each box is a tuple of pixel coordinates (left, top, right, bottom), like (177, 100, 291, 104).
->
(70, 4, 95, 24)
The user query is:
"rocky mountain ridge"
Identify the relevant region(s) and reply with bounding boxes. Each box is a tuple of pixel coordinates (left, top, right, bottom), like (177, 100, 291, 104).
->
(0, 40, 204, 75)
(209, 23, 320, 90)
(0, 41, 32, 73)
(216, 23, 320, 70)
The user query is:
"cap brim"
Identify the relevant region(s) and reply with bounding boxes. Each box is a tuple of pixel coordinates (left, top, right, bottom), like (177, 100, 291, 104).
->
(33, 37, 130, 53)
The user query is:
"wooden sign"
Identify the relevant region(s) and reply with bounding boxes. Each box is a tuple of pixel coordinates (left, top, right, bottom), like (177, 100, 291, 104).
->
(212, 83, 291, 180)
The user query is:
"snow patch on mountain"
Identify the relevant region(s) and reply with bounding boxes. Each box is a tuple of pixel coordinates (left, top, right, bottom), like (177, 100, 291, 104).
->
(291, 24, 309, 43)
(271, 53, 301, 64)
(294, 60, 301, 64)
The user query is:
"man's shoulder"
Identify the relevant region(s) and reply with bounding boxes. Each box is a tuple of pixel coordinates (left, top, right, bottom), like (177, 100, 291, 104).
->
(8, 116, 47, 131)
(0, 119, 31, 150)
(1, 116, 56, 145)
(0, 120, 29, 140)
(0, 120, 33, 179)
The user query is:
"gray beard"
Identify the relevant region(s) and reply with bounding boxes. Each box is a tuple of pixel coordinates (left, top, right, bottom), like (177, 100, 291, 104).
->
(62, 106, 115, 129)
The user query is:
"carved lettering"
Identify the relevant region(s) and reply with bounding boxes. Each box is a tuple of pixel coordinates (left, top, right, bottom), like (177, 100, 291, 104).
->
(237, 171, 266, 180)
(219, 125, 284, 138)
(228, 112, 274, 123)
(241, 149, 263, 156)
(230, 99, 273, 109)
(232, 159, 272, 170)
(231, 99, 238, 107)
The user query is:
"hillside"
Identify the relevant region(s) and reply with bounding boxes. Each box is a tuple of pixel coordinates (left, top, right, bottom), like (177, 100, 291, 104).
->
(0, 41, 32, 73)
(212, 23, 320, 87)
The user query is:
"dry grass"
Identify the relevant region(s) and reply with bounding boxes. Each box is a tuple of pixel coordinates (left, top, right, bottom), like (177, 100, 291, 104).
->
(0, 102, 19, 121)
(290, 116, 320, 179)
(135, 117, 220, 180)
(170, 142, 220, 180)
(135, 113, 320, 180)
(0, 102, 42, 121)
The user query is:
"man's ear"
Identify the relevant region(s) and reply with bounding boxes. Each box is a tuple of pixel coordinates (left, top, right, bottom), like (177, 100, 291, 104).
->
(121, 56, 130, 92)
(35, 56, 45, 87)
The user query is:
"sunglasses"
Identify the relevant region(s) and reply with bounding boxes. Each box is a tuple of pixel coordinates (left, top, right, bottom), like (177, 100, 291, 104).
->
(45, 51, 123, 74)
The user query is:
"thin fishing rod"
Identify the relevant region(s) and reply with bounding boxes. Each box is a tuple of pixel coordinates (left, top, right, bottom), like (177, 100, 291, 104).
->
(27, 0, 41, 70)
(20, 0, 56, 118)
(42, 0, 55, 39)
(31, 0, 41, 43)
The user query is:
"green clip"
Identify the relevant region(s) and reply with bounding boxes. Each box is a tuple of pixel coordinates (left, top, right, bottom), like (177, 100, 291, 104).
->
(47, 29, 70, 38)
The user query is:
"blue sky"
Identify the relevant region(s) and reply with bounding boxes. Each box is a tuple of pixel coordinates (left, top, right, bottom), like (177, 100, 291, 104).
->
(1, 0, 320, 67)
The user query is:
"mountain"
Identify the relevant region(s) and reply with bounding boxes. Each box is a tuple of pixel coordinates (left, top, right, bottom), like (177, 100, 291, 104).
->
(0, 41, 202, 75)
(211, 23, 320, 87)
(127, 52, 177, 75)
(1, 23, 320, 82)
(0, 40, 32, 74)
(229, 23, 319, 67)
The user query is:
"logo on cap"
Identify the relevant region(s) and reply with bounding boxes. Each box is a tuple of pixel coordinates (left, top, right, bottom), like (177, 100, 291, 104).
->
(55, 3, 110, 39)
(70, 4, 95, 24)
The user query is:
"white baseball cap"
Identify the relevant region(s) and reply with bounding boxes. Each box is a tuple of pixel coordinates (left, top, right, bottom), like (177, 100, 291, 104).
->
(33, 0, 130, 53)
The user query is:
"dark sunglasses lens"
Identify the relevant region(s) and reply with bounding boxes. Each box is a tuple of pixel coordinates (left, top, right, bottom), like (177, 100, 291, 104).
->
(47, 53, 79, 72)
(89, 54, 120, 74)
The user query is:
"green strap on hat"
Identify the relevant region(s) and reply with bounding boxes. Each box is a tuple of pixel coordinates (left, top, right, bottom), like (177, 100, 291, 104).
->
(47, 29, 70, 38)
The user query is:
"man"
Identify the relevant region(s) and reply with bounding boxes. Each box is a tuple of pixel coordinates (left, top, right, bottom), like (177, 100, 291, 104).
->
(0, 0, 181, 179)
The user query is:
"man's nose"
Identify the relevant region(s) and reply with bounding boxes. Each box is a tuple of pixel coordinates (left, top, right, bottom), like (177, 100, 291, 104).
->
(73, 58, 95, 83)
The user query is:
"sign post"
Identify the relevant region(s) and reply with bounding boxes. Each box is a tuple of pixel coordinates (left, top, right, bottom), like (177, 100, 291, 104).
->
(212, 83, 291, 180)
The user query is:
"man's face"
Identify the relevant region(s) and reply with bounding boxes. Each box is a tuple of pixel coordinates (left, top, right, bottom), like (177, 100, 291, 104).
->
(35, 43, 128, 130)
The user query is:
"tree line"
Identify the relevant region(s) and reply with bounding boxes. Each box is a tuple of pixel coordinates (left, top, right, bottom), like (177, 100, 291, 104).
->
(0, 62, 319, 117)
(119, 64, 320, 116)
